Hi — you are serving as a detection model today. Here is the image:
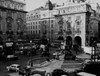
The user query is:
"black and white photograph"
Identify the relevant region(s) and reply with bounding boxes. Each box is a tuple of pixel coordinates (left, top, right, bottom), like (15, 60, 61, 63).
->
(0, 0, 100, 76)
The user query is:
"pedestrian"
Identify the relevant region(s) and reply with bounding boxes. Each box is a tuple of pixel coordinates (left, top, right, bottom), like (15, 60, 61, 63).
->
(73, 44, 79, 54)
(44, 44, 50, 57)
(40, 44, 45, 57)
(32, 43, 37, 55)
(60, 41, 66, 54)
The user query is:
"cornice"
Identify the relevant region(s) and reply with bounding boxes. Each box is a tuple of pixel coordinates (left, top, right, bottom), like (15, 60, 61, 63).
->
(0, 6, 27, 13)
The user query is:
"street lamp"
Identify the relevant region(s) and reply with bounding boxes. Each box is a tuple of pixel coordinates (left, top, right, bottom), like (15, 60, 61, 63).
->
(0, 16, 2, 35)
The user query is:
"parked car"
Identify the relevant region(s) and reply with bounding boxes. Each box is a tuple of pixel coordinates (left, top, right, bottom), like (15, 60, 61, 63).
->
(6, 55, 18, 61)
(6, 64, 20, 72)
(84, 61, 100, 76)
(18, 67, 33, 76)
(52, 69, 69, 76)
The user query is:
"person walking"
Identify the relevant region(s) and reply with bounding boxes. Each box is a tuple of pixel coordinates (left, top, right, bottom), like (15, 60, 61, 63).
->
(40, 44, 45, 57)
(60, 41, 66, 54)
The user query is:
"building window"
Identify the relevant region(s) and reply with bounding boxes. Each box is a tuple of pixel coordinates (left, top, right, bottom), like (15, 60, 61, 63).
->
(33, 26, 34, 29)
(29, 17, 31, 21)
(30, 31, 32, 34)
(39, 21, 41, 24)
(51, 20, 53, 23)
(43, 14, 46, 17)
(34, 22, 35, 25)
(39, 30, 40, 34)
(51, 30, 53, 34)
(31, 26, 32, 29)
(37, 15, 38, 18)
(39, 15, 40, 18)
(51, 24, 53, 28)
(36, 30, 37, 34)
(58, 10, 60, 14)
(63, 10, 65, 13)
(33, 31, 34, 34)
(38, 25, 40, 29)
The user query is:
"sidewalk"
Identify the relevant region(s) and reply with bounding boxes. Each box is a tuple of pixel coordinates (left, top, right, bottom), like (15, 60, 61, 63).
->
(82, 46, 92, 54)
(76, 53, 91, 59)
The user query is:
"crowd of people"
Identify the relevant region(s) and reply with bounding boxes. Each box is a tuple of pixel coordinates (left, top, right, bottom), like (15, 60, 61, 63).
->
(0, 37, 83, 61)
(0, 38, 51, 59)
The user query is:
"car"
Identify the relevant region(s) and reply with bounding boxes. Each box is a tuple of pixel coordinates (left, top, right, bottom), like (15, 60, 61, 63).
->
(19, 66, 46, 76)
(18, 66, 33, 76)
(6, 64, 20, 72)
(51, 69, 69, 76)
(83, 61, 100, 76)
(6, 55, 18, 61)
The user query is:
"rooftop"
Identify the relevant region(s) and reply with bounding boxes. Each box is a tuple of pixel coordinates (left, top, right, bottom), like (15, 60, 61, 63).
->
(13, 0, 26, 4)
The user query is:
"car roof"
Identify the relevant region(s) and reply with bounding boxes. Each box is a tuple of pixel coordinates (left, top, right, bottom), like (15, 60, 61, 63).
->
(11, 64, 20, 66)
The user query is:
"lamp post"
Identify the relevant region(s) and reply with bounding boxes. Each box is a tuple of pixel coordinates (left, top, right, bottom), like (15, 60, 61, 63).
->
(48, 0, 53, 43)
(49, 10, 51, 43)
(0, 16, 2, 35)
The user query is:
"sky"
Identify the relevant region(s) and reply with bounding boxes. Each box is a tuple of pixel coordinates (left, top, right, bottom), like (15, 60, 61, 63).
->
(22, 0, 100, 11)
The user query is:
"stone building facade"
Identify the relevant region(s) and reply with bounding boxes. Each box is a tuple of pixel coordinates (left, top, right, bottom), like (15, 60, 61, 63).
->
(0, 0, 27, 40)
(26, 0, 100, 47)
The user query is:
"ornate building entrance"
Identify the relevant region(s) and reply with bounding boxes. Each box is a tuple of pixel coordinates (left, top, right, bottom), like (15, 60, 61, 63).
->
(74, 36, 82, 46)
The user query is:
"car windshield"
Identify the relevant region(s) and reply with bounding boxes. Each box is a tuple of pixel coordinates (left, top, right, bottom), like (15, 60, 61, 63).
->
(11, 66, 16, 68)
(17, 66, 20, 68)
(11, 65, 20, 68)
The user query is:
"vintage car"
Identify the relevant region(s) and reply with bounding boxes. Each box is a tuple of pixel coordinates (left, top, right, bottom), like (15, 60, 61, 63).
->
(6, 64, 20, 72)
(6, 55, 18, 61)
(19, 66, 46, 76)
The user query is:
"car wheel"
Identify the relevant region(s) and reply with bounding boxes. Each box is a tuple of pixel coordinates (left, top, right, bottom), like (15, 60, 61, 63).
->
(46, 73, 52, 76)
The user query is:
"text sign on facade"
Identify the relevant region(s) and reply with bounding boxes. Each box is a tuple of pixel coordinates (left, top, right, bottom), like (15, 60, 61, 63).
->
(65, 4, 86, 14)
(54, 3, 88, 15)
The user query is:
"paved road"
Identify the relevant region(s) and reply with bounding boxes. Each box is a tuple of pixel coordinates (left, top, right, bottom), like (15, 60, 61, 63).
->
(8, 54, 85, 76)
(0, 55, 33, 76)
(8, 57, 64, 76)
(0, 47, 91, 76)
(0, 47, 57, 76)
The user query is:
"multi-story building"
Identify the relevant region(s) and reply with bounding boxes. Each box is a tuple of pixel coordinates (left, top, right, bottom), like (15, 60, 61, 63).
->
(26, 2, 59, 40)
(26, 0, 100, 47)
(0, 0, 27, 41)
(26, 7, 44, 39)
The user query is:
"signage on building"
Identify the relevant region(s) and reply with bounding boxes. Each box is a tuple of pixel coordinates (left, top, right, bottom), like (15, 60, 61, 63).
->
(54, 3, 89, 15)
